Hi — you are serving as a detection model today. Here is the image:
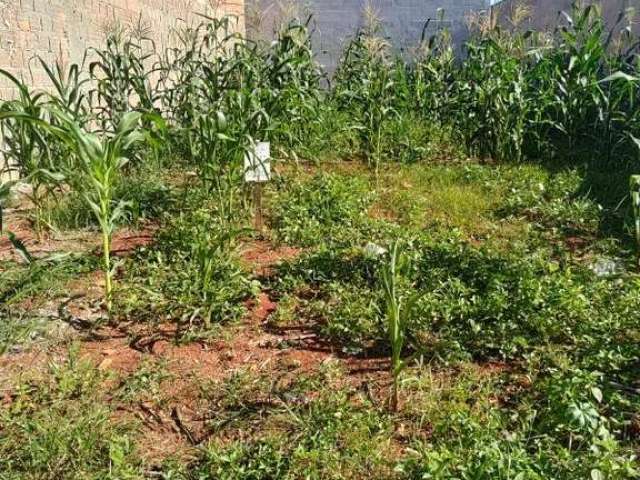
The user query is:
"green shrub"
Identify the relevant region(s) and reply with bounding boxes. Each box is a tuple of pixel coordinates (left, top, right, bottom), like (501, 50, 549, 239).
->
(121, 206, 254, 329)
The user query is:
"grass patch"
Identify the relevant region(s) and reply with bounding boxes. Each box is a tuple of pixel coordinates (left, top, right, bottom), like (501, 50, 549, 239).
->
(0, 253, 99, 309)
(0, 349, 140, 479)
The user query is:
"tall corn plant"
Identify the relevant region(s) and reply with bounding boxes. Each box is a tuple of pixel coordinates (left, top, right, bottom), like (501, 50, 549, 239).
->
(47, 111, 143, 316)
(190, 19, 260, 221)
(263, 19, 324, 157)
(38, 58, 94, 184)
(159, 17, 241, 159)
(0, 110, 19, 234)
(524, 4, 609, 162)
(0, 179, 12, 234)
(453, 35, 529, 163)
(157, 24, 207, 155)
(89, 26, 159, 131)
(0, 69, 64, 238)
(380, 241, 417, 412)
(39, 57, 89, 119)
(413, 20, 456, 125)
(335, 30, 397, 175)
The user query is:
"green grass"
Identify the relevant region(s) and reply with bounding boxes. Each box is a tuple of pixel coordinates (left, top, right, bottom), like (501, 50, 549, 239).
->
(376, 164, 501, 232)
(178, 364, 397, 480)
(0, 349, 141, 480)
(0, 253, 99, 309)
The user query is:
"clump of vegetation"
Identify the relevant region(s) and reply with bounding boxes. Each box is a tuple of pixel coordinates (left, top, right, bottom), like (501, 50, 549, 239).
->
(630, 175, 640, 256)
(0, 350, 140, 479)
(270, 172, 374, 246)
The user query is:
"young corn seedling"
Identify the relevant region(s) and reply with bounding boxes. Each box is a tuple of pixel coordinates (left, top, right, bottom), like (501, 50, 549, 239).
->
(380, 240, 417, 412)
(48, 110, 143, 317)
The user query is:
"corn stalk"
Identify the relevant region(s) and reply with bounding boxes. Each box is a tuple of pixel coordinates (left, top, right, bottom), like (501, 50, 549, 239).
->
(46, 111, 143, 317)
(380, 240, 417, 412)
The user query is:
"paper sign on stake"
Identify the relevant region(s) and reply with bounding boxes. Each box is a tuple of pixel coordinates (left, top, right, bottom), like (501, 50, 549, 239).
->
(244, 142, 271, 183)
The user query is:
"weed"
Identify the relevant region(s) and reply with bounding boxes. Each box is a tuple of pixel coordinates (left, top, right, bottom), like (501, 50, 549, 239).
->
(121, 205, 254, 330)
(270, 172, 374, 246)
(630, 175, 640, 256)
(0, 349, 140, 479)
(0, 253, 98, 309)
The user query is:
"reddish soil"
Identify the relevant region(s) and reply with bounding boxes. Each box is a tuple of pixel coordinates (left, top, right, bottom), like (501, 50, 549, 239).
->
(239, 239, 301, 276)
(1, 234, 390, 464)
(83, 336, 144, 375)
(110, 226, 158, 256)
(0, 208, 157, 262)
(69, 241, 392, 462)
(0, 213, 90, 262)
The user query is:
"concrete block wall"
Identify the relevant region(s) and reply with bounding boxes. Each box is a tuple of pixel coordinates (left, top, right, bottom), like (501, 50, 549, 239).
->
(247, 0, 489, 72)
(0, 0, 245, 98)
(495, 0, 640, 34)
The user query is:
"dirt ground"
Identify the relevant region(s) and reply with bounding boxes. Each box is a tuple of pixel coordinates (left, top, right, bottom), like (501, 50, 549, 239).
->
(1, 225, 391, 464)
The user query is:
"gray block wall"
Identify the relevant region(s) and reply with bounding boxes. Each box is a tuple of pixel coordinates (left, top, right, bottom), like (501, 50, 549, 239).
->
(495, 0, 640, 33)
(247, 1, 489, 71)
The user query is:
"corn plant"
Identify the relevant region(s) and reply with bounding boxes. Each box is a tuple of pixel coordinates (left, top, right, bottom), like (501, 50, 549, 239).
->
(89, 26, 158, 131)
(0, 179, 13, 234)
(47, 110, 143, 316)
(39, 57, 89, 119)
(0, 110, 20, 233)
(262, 19, 324, 156)
(450, 34, 530, 163)
(380, 240, 417, 412)
(335, 29, 397, 175)
(0, 69, 64, 238)
(412, 13, 456, 124)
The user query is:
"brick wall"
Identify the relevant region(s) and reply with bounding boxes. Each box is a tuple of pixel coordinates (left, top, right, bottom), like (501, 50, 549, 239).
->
(247, 0, 489, 72)
(0, 0, 245, 98)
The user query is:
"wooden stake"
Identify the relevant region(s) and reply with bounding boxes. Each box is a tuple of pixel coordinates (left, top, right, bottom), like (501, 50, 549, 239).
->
(253, 182, 263, 233)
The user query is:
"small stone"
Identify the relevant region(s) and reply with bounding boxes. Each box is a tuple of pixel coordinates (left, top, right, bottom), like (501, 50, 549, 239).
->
(590, 257, 624, 277)
(221, 350, 234, 361)
(363, 242, 386, 257)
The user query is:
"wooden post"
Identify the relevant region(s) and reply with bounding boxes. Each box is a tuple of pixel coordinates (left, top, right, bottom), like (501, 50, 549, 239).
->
(253, 182, 264, 233)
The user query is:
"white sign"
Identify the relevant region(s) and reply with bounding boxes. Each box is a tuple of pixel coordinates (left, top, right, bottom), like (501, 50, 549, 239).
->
(244, 142, 271, 183)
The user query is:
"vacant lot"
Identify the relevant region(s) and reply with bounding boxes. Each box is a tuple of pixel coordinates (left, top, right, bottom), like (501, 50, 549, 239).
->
(2, 4, 640, 479)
